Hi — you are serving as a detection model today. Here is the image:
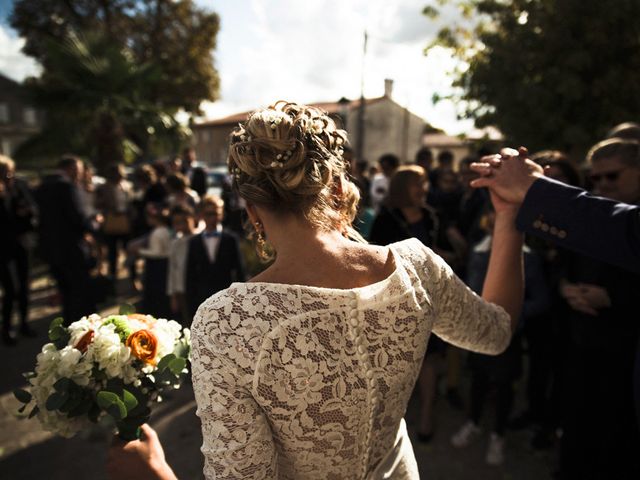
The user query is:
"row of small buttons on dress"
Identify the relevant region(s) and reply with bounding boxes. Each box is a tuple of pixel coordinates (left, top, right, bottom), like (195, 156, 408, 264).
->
(349, 293, 377, 478)
(532, 218, 567, 238)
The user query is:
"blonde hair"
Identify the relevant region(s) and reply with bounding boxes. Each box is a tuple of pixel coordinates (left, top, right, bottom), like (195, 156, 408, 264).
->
(386, 165, 427, 209)
(228, 101, 363, 244)
(0, 154, 15, 176)
(198, 194, 224, 212)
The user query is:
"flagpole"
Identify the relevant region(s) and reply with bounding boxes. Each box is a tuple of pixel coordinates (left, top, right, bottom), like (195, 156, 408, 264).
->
(356, 30, 367, 163)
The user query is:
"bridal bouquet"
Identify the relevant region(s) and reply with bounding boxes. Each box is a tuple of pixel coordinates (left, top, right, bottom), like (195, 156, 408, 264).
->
(13, 306, 191, 440)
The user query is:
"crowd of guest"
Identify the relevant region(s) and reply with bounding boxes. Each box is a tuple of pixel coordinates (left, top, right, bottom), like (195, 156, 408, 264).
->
(1, 120, 639, 479)
(0, 147, 246, 340)
(352, 123, 640, 478)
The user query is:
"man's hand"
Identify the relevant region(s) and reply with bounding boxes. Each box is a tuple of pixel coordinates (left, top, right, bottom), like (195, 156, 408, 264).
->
(470, 147, 544, 205)
(577, 283, 611, 310)
(107, 424, 177, 480)
(560, 282, 610, 316)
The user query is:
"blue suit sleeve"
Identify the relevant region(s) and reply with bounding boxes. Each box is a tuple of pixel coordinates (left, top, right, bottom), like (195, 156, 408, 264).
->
(516, 177, 640, 273)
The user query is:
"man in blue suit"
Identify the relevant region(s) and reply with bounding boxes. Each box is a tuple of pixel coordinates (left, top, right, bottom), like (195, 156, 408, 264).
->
(471, 145, 640, 449)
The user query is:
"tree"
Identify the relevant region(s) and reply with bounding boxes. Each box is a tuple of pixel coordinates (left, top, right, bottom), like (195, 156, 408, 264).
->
(16, 32, 187, 169)
(10, 0, 219, 168)
(426, 0, 640, 157)
(11, 0, 220, 114)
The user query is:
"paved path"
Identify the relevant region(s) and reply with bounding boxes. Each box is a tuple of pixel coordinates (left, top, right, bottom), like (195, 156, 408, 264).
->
(0, 270, 556, 479)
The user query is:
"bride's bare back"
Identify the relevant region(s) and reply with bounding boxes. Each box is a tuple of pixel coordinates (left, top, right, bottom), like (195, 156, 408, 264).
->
(249, 240, 395, 290)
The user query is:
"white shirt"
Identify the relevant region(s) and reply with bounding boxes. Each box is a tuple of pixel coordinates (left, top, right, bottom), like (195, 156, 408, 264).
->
(139, 226, 172, 258)
(370, 173, 390, 212)
(167, 234, 192, 295)
(202, 225, 223, 262)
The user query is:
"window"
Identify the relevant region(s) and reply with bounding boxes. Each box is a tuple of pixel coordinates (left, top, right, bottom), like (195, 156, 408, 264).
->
(23, 107, 37, 126)
(0, 103, 8, 123)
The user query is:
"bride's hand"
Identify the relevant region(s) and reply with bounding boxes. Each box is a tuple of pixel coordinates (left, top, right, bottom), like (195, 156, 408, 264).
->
(470, 147, 544, 207)
(107, 424, 177, 480)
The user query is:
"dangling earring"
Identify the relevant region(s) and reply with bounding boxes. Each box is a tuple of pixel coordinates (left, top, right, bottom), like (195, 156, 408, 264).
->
(254, 222, 270, 261)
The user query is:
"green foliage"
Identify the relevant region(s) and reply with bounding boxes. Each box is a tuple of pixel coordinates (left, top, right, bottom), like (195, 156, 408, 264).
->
(102, 315, 133, 343)
(118, 304, 136, 315)
(13, 388, 32, 404)
(10, 0, 220, 168)
(48, 317, 70, 349)
(426, 0, 640, 156)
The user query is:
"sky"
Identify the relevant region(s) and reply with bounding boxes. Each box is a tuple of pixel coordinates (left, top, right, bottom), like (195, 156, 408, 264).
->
(0, 0, 473, 134)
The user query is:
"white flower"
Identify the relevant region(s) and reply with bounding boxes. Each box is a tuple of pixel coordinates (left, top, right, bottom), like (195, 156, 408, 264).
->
(57, 346, 92, 386)
(151, 319, 182, 359)
(86, 324, 131, 378)
(68, 318, 93, 346)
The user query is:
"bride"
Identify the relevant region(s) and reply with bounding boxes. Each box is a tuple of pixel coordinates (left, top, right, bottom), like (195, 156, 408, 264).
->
(108, 101, 524, 479)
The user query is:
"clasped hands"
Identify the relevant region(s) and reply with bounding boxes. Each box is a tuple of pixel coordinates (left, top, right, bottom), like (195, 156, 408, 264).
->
(560, 282, 611, 316)
(469, 146, 544, 212)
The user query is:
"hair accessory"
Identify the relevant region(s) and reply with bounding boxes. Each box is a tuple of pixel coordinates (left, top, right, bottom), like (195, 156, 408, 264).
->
(269, 117, 283, 130)
(270, 161, 284, 168)
(310, 119, 324, 135)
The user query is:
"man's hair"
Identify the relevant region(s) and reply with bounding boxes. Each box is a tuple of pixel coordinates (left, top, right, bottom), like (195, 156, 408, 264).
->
(378, 153, 400, 170)
(437, 150, 454, 165)
(587, 138, 640, 168)
(170, 204, 195, 218)
(0, 154, 15, 174)
(166, 173, 189, 192)
(606, 122, 640, 142)
(197, 194, 224, 213)
(415, 147, 433, 164)
(57, 154, 81, 170)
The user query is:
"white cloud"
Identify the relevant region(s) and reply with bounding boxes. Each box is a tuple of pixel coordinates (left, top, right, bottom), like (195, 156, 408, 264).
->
(197, 0, 473, 134)
(0, 25, 41, 81)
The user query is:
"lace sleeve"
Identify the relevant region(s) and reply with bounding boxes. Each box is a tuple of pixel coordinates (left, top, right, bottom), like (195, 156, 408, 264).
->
(406, 239, 511, 355)
(191, 295, 278, 480)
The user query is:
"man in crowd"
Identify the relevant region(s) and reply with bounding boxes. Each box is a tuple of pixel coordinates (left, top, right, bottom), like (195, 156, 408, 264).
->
(36, 156, 98, 325)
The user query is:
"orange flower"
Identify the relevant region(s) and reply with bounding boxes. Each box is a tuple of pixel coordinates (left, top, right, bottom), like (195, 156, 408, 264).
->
(75, 330, 94, 353)
(126, 329, 158, 365)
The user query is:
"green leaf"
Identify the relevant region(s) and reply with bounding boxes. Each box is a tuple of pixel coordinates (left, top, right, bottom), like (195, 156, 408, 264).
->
(96, 391, 120, 410)
(18, 404, 27, 414)
(168, 357, 186, 376)
(122, 389, 138, 411)
(119, 304, 136, 315)
(53, 378, 71, 392)
(68, 400, 92, 418)
(107, 400, 127, 420)
(14, 388, 32, 404)
(46, 392, 68, 411)
(156, 353, 176, 373)
(49, 317, 64, 331)
(28, 405, 40, 419)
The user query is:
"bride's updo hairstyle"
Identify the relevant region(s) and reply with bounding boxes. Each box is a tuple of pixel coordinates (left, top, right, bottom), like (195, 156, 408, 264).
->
(228, 101, 363, 245)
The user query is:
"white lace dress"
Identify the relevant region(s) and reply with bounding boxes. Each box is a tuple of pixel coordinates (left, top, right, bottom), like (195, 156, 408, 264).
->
(191, 239, 511, 479)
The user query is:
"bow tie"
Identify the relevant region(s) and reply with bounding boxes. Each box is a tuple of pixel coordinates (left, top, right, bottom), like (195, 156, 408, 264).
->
(203, 231, 221, 238)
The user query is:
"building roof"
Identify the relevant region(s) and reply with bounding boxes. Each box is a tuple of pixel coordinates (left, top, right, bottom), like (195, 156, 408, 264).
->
(193, 96, 389, 128)
(422, 132, 466, 148)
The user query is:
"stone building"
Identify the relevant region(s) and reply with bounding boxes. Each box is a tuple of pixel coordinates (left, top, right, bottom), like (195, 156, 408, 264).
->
(0, 73, 42, 157)
(192, 80, 430, 166)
